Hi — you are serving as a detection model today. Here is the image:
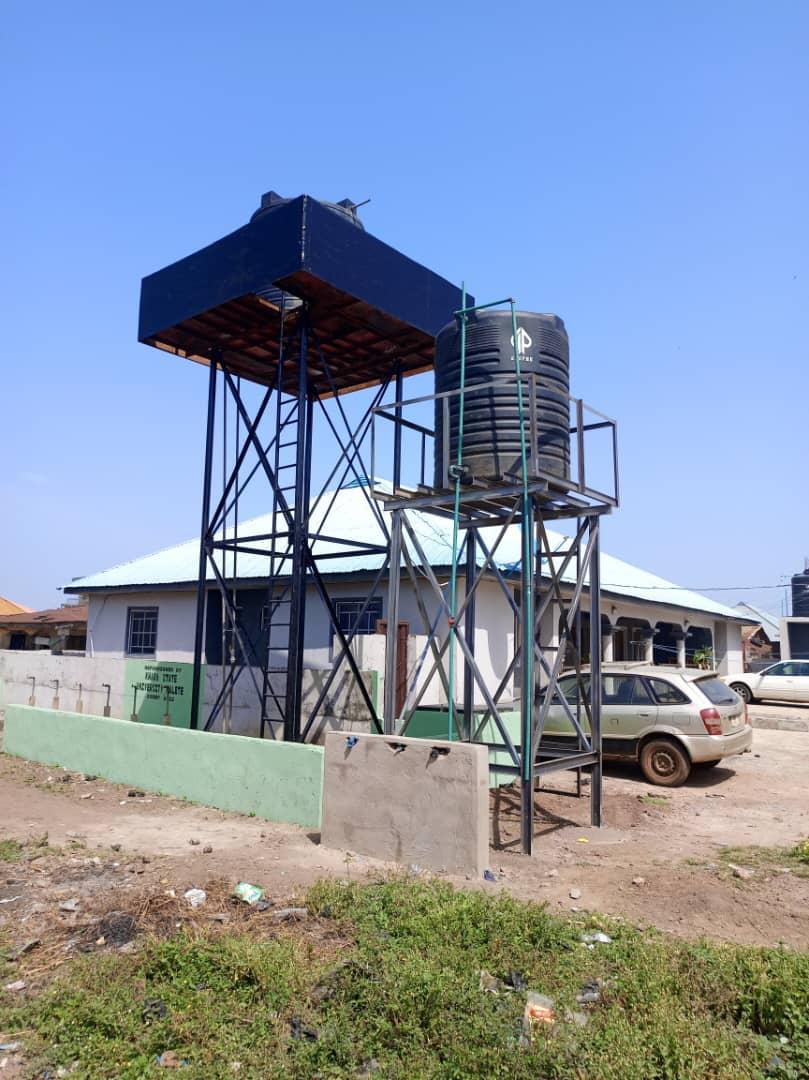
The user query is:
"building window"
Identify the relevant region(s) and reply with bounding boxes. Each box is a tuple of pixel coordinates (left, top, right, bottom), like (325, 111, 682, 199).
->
(126, 607, 158, 656)
(332, 597, 383, 642)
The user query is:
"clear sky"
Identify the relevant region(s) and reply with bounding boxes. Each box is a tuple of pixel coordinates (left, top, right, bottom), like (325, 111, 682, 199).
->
(2, 0, 807, 616)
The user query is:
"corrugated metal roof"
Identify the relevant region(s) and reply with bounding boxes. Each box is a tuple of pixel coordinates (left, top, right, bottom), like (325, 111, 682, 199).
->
(65, 483, 745, 622)
(0, 605, 87, 627)
(734, 601, 781, 641)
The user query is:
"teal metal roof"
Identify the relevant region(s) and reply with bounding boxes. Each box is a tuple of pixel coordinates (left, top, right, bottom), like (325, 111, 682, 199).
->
(734, 601, 782, 640)
(66, 482, 744, 622)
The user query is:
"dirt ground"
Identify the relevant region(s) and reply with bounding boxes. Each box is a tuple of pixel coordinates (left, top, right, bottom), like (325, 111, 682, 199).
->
(0, 720, 807, 999)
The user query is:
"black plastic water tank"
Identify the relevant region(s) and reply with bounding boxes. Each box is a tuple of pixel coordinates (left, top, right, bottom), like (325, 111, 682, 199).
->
(250, 190, 365, 229)
(249, 191, 365, 312)
(792, 569, 809, 617)
(433, 310, 570, 486)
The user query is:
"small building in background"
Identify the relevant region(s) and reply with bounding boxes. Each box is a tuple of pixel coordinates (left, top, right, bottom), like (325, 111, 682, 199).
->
(0, 605, 88, 653)
(735, 601, 781, 671)
(0, 596, 31, 617)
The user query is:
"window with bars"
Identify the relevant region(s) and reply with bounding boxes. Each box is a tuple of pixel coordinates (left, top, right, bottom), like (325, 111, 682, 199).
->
(125, 607, 159, 657)
(332, 597, 383, 643)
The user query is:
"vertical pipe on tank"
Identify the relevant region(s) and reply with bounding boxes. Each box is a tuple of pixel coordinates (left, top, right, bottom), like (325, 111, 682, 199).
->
(511, 301, 535, 855)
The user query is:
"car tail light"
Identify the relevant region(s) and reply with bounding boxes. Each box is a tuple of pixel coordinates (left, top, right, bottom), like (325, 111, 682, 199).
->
(700, 708, 722, 735)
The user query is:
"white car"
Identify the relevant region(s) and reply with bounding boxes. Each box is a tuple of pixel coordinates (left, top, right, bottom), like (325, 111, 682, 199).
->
(724, 661, 809, 705)
(543, 664, 752, 786)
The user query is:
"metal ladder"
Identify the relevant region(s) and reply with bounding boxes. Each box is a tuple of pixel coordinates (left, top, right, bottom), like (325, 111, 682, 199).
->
(259, 377, 302, 738)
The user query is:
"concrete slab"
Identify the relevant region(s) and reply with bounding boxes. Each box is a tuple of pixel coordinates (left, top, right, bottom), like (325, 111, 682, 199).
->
(321, 732, 489, 877)
(775, 717, 809, 732)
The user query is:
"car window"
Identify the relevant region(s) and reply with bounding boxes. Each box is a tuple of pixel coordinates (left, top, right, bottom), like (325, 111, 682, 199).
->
(553, 675, 590, 704)
(602, 675, 652, 706)
(796, 662, 809, 677)
(774, 662, 807, 676)
(696, 676, 738, 705)
(763, 663, 787, 677)
(648, 678, 690, 705)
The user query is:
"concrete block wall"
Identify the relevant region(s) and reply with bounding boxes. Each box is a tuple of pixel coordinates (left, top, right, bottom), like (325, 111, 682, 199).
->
(321, 731, 490, 876)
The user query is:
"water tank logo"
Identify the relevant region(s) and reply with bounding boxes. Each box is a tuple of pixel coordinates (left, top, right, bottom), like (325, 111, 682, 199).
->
(510, 326, 533, 360)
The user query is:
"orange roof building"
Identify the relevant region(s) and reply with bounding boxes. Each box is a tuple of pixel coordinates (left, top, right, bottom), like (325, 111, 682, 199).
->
(0, 596, 31, 617)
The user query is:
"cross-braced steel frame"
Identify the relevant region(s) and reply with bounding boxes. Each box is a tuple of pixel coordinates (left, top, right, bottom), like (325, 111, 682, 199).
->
(373, 377, 619, 855)
(189, 305, 403, 742)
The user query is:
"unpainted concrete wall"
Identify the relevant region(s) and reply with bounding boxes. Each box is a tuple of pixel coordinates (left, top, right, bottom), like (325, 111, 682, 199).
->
(0, 652, 377, 742)
(3, 705, 324, 828)
(321, 731, 489, 876)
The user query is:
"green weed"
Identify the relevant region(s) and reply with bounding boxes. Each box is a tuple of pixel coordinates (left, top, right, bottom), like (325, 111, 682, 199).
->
(719, 844, 809, 880)
(2, 878, 807, 1079)
(0, 839, 22, 862)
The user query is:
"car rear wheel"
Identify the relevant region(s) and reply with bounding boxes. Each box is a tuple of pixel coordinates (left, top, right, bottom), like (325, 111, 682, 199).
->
(730, 682, 754, 704)
(640, 738, 691, 787)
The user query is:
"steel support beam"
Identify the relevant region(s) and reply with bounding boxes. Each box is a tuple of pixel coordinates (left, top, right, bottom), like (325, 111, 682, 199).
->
(384, 510, 403, 734)
(285, 318, 312, 740)
(520, 497, 535, 855)
(589, 518, 603, 826)
(190, 352, 218, 730)
(462, 530, 476, 741)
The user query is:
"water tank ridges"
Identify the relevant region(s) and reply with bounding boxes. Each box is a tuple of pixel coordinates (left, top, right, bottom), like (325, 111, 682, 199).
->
(433, 310, 570, 487)
(792, 570, 809, 617)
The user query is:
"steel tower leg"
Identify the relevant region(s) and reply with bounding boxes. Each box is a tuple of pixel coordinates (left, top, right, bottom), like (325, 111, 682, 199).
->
(190, 353, 218, 731)
(462, 530, 477, 741)
(520, 497, 535, 854)
(384, 509, 403, 734)
(589, 517, 603, 826)
(285, 317, 312, 742)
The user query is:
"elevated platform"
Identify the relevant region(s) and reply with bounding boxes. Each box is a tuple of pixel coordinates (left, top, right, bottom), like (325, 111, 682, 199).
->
(138, 195, 467, 398)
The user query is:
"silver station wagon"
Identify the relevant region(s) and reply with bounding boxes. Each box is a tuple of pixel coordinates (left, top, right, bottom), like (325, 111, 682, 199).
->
(542, 663, 753, 786)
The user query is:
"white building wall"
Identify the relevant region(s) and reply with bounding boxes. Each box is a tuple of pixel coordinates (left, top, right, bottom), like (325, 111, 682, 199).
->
(81, 580, 745, 700)
(87, 591, 197, 662)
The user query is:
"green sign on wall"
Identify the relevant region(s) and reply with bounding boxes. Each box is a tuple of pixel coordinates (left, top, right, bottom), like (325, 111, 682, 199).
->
(123, 660, 204, 728)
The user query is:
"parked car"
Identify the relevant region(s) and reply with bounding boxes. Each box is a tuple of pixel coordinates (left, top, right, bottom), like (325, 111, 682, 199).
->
(724, 661, 809, 705)
(542, 663, 752, 786)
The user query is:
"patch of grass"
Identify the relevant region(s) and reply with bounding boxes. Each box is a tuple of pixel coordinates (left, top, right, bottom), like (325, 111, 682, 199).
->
(639, 794, 672, 809)
(718, 843, 809, 880)
(0, 838, 22, 862)
(2, 878, 807, 1078)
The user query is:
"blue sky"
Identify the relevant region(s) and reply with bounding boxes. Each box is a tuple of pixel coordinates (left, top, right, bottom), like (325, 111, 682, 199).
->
(2, 0, 807, 615)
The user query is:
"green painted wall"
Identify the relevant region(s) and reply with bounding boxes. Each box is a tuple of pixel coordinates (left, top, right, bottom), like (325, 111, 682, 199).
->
(123, 660, 203, 728)
(3, 706, 324, 828)
(407, 707, 522, 785)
